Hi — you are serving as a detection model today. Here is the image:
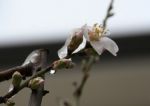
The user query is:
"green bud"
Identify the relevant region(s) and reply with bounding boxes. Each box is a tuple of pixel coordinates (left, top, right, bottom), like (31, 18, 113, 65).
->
(28, 77, 44, 90)
(53, 59, 75, 70)
(12, 71, 22, 89)
(5, 99, 15, 106)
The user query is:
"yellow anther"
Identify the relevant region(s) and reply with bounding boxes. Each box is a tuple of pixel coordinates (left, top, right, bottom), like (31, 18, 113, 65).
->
(89, 23, 106, 41)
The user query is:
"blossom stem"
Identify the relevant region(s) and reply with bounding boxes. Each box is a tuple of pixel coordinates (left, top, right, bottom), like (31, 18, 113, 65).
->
(73, 56, 95, 106)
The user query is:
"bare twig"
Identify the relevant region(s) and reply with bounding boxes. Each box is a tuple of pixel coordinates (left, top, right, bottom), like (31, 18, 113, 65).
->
(103, 0, 114, 29)
(0, 63, 33, 82)
(73, 56, 95, 106)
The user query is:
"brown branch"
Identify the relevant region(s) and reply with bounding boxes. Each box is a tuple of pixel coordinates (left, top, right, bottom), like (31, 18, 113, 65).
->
(0, 64, 52, 104)
(0, 49, 49, 83)
(28, 49, 48, 106)
(0, 47, 75, 104)
(0, 49, 52, 105)
(73, 56, 95, 106)
(0, 63, 33, 82)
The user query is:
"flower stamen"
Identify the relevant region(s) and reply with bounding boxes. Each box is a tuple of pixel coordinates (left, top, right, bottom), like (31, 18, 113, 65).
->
(89, 23, 106, 41)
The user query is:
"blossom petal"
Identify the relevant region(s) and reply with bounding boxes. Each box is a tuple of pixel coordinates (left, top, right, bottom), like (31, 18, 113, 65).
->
(90, 41, 104, 55)
(58, 28, 82, 58)
(90, 37, 119, 56)
(58, 34, 73, 59)
(82, 24, 92, 41)
(58, 45, 68, 59)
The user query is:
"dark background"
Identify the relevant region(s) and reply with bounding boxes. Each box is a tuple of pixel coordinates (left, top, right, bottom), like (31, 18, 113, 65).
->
(0, 32, 150, 106)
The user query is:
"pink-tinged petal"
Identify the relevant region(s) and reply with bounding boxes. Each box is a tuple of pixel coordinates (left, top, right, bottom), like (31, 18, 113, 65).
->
(82, 24, 91, 41)
(90, 41, 104, 55)
(100, 37, 119, 56)
(90, 37, 119, 56)
(58, 28, 83, 59)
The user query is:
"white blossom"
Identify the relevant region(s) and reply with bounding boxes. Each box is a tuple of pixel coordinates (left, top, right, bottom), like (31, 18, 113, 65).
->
(83, 24, 119, 56)
(58, 27, 85, 59)
(58, 24, 119, 58)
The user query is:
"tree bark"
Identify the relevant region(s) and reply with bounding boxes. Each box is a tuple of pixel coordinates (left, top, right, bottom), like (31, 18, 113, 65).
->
(28, 49, 49, 106)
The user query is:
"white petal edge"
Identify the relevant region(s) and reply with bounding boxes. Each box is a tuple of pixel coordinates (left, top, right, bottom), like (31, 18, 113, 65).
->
(22, 51, 39, 66)
(58, 46, 68, 59)
(58, 33, 73, 59)
(58, 28, 81, 59)
(90, 41, 104, 55)
(90, 37, 119, 56)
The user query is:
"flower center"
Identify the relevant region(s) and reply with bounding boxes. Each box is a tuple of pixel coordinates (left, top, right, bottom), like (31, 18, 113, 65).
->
(88, 23, 105, 41)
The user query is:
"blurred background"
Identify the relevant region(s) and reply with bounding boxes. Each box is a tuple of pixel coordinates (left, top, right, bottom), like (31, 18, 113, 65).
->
(0, 0, 150, 106)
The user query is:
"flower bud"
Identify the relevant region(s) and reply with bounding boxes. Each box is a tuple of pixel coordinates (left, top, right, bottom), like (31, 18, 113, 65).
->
(28, 77, 44, 90)
(53, 59, 75, 70)
(12, 71, 22, 89)
(5, 99, 15, 106)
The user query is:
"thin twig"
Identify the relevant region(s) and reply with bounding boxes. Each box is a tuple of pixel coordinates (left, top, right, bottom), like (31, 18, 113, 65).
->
(73, 56, 95, 106)
(0, 63, 33, 82)
(103, 0, 114, 29)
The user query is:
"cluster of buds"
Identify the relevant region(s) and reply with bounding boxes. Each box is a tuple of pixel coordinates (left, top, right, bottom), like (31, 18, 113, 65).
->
(53, 59, 75, 70)
(28, 77, 44, 90)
